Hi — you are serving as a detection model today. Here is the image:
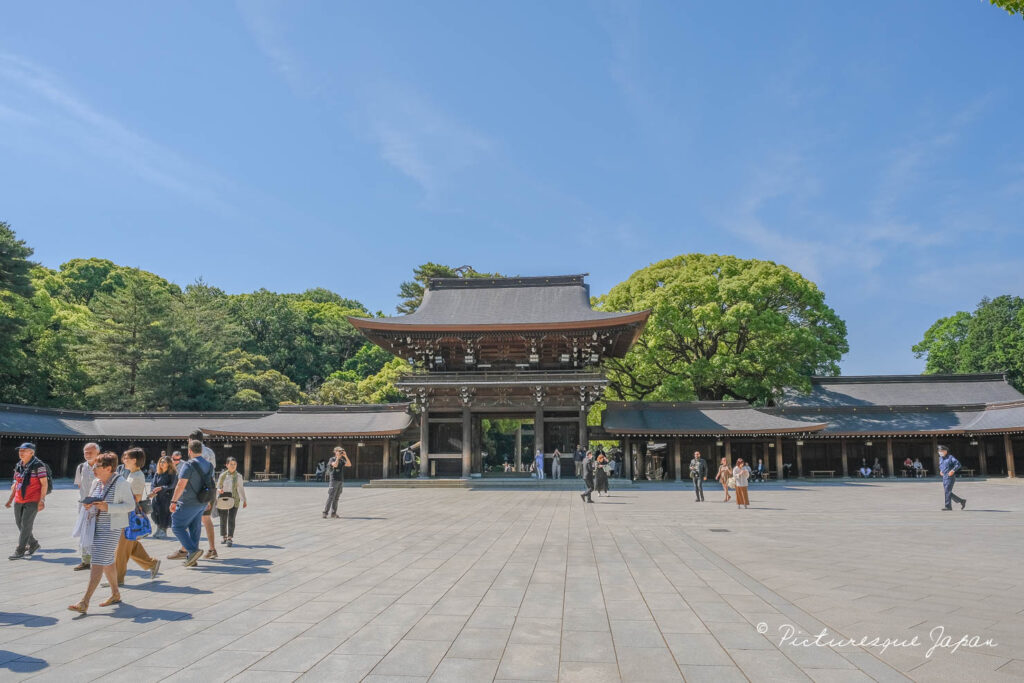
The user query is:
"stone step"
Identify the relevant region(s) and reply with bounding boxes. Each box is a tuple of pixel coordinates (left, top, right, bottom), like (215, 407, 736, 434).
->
(362, 477, 634, 489)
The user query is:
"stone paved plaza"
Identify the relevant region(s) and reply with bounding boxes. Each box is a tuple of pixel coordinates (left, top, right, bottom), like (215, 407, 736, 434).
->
(1, 479, 1022, 682)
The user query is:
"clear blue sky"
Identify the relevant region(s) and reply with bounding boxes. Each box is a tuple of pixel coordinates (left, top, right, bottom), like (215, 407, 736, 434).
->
(2, 2, 1022, 375)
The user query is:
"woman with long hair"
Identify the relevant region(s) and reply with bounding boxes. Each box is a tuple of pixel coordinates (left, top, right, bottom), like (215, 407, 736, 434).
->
(148, 455, 177, 538)
(733, 458, 751, 509)
(68, 452, 134, 613)
(595, 451, 610, 496)
(716, 456, 732, 502)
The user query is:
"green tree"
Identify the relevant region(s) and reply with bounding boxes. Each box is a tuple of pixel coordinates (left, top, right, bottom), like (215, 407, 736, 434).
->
(396, 263, 501, 314)
(221, 350, 303, 409)
(50, 258, 124, 305)
(316, 357, 407, 404)
(342, 343, 394, 378)
(0, 221, 36, 396)
(156, 280, 243, 410)
(913, 296, 1024, 390)
(81, 268, 179, 410)
(597, 254, 848, 404)
(988, 0, 1024, 19)
(13, 267, 92, 407)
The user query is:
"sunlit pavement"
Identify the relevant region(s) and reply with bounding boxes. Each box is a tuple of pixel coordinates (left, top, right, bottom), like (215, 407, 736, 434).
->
(1, 479, 1021, 682)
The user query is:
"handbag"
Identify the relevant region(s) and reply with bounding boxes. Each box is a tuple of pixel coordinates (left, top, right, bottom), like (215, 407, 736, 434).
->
(139, 498, 153, 515)
(726, 477, 736, 489)
(125, 504, 152, 540)
(216, 493, 235, 510)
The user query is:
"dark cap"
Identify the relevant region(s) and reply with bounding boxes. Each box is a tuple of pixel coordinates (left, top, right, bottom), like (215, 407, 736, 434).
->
(18, 442, 36, 451)
(937, 444, 949, 452)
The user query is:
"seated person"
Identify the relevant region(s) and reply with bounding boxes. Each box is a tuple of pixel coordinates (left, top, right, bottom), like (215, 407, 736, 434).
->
(903, 457, 914, 477)
(872, 458, 884, 477)
(859, 465, 872, 478)
(753, 459, 766, 482)
(913, 458, 923, 476)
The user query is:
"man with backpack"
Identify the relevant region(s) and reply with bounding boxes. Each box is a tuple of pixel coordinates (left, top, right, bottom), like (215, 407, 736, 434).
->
(5, 443, 49, 560)
(168, 440, 215, 567)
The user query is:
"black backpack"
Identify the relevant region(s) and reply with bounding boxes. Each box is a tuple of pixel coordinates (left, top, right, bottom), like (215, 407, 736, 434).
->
(190, 459, 216, 505)
(42, 462, 54, 494)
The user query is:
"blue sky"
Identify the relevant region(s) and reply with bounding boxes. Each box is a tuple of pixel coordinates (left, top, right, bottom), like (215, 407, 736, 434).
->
(1, 2, 1022, 375)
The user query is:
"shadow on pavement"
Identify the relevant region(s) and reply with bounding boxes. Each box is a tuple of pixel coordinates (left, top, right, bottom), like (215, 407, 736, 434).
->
(0, 613, 58, 627)
(0, 652, 47, 673)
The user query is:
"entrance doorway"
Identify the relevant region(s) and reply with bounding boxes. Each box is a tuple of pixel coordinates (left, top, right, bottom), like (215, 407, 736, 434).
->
(478, 416, 534, 474)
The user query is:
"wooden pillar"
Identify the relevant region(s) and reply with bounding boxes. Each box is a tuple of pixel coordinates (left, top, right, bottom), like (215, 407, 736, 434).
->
(419, 408, 430, 478)
(243, 440, 252, 479)
(763, 441, 771, 476)
(623, 437, 632, 479)
(382, 439, 391, 479)
(579, 414, 589, 452)
(978, 438, 988, 476)
(724, 437, 733, 466)
(535, 407, 544, 457)
(288, 443, 297, 481)
(515, 424, 522, 471)
(775, 436, 784, 478)
(673, 438, 683, 481)
(637, 441, 647, 480)
(1005, 434, 1016, 478)
(60, 440, 71, 478)
(264, 444, 270, 474)
(461, 406, 472, 478)
(840, 438, 849, 477)
(796, 441, 804, 477)
(887, 438, 896, 479)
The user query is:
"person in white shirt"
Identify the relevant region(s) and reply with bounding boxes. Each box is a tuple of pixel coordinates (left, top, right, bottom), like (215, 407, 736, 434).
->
(732, 458, 752, 509)
(73, 443, 99, 571)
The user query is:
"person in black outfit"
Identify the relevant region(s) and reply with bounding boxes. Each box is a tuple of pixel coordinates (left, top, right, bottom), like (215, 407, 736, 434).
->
(580, 451, 595, 503)
(689, 451, 707, 502)
(323, 447, 351, 519)
(148, 456, 178, 538)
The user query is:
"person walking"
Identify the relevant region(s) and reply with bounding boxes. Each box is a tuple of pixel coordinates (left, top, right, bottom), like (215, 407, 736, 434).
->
(689, 451, 707, 502)
(595, 452, 610, 495)
(113, 448, 160, 586)
(216, 457, 247, 545)
(402, 449, 415, 477)
(149, 455, 177, 539)
(191, 430, 219, 559)
(73, 443, 99, 570)
(534, 449, 545, 480)
(716, 456, 732, 503)
(551, 448, 562, 480)
(580, 451, 595, 503)
(168, 440, 215, 568)
(938, 445, 967, 511)
(323, 447, 351, 519)
(733, 458, 751, 509)
(68, 451, 133, 613)
(5, 443, 48, 560)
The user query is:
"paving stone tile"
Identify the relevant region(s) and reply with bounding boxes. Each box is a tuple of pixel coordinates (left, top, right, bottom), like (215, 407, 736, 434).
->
(428, 657, 499, 682)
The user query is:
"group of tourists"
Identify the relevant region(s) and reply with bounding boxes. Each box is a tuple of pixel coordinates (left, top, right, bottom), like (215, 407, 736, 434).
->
(684, 452, 752, 507)
(578, 448, 614, 501)
(3, 430, 250, 614)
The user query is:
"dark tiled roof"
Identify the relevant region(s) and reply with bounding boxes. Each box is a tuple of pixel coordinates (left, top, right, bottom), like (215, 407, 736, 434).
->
(603, 402, 826, 436)
(351, 275, 648, 328)
(0, 404, 412, 440)
(780, 374, 1023, 408)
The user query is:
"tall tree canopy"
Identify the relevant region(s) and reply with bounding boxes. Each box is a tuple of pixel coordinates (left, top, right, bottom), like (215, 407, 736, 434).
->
(913, 295, 1024, 391)
(597, 254, 848, 404)
(396, 263, 501, 314)
(0, 221, 36, 396)
(988, 0, 1023, 20)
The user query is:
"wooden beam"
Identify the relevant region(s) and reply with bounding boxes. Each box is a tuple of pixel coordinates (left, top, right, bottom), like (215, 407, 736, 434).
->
(243, 439, 252, 480)
(673, 438, 682, 482)
(419, 409, 430, 478)
(795, 441, 804, 478)
(840, 438, 849, 477)
(887, 438, 895, 479)
(775, 436, 784, 478)
(978, 438, 987, 476)
(1005, 434, 1016, 478)
(288, 443, 297, 481)
(462, 406, 472, 478)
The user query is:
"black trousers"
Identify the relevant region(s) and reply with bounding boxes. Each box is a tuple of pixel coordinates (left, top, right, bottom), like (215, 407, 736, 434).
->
(582, 476, 594, 501)
(324, 481, 343, 515)
(218, 506, 238, 537)
(691, 476, 704, 501)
